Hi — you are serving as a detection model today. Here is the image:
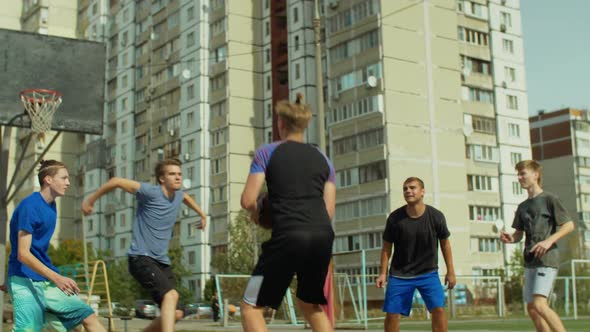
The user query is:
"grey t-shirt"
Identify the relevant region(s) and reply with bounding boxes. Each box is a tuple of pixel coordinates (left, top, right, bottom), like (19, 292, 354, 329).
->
(512, 191, 570, 268)
(127, 183, 184, 264)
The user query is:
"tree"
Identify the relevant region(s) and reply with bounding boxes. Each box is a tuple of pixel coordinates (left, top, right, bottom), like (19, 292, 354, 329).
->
(48, 239, 86, 267)
(210, 209, 271, 274)
(504, 249, 524, 304)
(168, 244, 194, 304)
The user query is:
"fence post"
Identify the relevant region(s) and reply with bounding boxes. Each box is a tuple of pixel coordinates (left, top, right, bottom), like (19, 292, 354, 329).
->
(565, 278, 570, 317)
(571, 260, 577, 320)
(223, 299, 229, 327)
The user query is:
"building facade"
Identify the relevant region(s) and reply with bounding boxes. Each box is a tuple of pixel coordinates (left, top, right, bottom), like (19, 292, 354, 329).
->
(529, 108, 590, 260)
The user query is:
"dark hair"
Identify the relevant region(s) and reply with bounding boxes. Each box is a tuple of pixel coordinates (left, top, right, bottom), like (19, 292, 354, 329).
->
(154, 158, 182, 184)
(403, 176, 425, 189)
(37, 160, 66, 186)
(274, 93, 312, 133)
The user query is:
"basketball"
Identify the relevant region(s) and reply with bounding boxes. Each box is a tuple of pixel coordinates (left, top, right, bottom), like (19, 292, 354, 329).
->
(256, 192, 272, 229)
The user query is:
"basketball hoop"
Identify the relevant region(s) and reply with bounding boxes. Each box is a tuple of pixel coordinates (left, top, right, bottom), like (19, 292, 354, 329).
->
(20, 88, 62, 137)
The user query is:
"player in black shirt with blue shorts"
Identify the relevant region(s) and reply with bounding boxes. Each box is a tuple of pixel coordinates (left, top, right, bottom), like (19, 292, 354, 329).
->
(240, 94, 336, 332)
(376, 177, 455, 332)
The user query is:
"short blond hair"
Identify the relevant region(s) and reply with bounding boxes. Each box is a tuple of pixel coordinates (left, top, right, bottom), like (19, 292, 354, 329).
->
(515, 160, 543, 186)
(275, 93, 312, 134)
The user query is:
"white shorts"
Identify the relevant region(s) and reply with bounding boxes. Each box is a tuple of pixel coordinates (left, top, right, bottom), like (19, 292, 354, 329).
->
(523, 267, 558, 304)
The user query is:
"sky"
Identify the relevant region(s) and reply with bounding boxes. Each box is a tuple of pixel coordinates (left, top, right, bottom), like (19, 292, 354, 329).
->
(520, 0, 590, 115)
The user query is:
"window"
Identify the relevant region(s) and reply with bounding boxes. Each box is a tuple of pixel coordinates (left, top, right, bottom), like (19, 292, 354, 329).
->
(465, 87, 494, 104)
(504, 66, 516, 82)
(210, 73, 226, 92)
(512, 181, 523, 195)
(210, 128, 227, 146)
(469, 205, 500, 222)
(187, 222, 197, 238)
(335, 196, 387, 222)
(167, 11, 179, 28)
(293, 6, 299, 23)
(186, 31, 195, 47)
(506, 95, 518, 110)
(510, 152, 522, 166)
(266, 75, 271, 91)
(478, 238, 501, 252)
(359, 161, 386, 184)
(502, 39, 514, 54)
(330, 30, 379, 63)
(187, 84, 195, 100)
(265, 48, 270, 63)
(508, 123, 520, 137)
(294, 35, 299, 51)
(467, 175, 495, 191)
(120, 213, 126, 228)
(500, 11, 512, 27)
(461, 56, 491, 76)
(210, 18, 226, 36)
(472, 116, 496, 134)
(188, 251, 196, 265)
(458, 26, 488, 46)
(120, 237, 127, 250)
(211, 101, 226, 117)
(212, 156, 226, 174)
(186, 111, 194, 128)
(295, 63, 300, 80)
(466, 144, 498, 162)
(265, 21, 270, 36)
(187, 6, 194, 20)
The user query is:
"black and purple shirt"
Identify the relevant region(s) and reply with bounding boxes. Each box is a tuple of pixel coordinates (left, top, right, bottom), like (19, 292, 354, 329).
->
(250, 140, 335, 232)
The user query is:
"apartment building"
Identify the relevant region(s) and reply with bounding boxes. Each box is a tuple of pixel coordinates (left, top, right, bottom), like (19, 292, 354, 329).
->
(79, 0, 213, 299)
(0, 0, 85, 245)
(529, 108, 590, 260)
(318, 0, 531, 290)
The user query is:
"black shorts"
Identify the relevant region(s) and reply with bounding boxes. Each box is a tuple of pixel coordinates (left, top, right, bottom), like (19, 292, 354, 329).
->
(243, 228, 334, 309)
(128, 255, 176, 305)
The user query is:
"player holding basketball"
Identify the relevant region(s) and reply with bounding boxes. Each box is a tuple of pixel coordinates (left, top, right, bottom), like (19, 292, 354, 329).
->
(240, 94, 336, 332)
(82, 158, 206, 332)
(2, 160, 106, 331)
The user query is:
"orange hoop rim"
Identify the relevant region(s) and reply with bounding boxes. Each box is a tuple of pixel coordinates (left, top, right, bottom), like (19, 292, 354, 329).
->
(20, 88, 62, 103)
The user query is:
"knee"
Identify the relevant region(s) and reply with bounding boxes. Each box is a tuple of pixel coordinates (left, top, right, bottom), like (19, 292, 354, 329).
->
(240, 300, 256, 315)
(384, 313, 400, 325)
(297, 300, 322, 316)
(530, 297, 548, 313)
(82, 313, 99, 326)
(430, 307, 445, 316)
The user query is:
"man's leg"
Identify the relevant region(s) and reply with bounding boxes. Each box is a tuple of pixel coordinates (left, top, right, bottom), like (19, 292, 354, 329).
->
(297, 299, 332, 332)
(81, 313, 107, 332)
(241, 300, 268, 332)
(143, 289, 181, 332)
(526, 302, 550, 332)
(430, 307, 447, 332)
(529, 295, 566, 332)
(8, 276, 45, 332)
(384, 313, 401, 332)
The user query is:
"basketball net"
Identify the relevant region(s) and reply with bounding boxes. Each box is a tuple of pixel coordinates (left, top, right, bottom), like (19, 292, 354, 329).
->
(20, 89, 62, 146)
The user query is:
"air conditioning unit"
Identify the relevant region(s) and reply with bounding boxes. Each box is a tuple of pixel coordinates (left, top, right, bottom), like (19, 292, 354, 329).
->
(121, 154, 126, 160)
(500, 24, 507, 32)
(164, 53, 170, 61)
(182, 209, 190, 216)
(148, 87, 156, 95)
(502, 81, 508, 89)
(105, 158, 112, 164)
(120, 39, 127, 47)
(329, 1, 339, 9)
(501, 0, 507, 5)
(169, 129, 176, 136)
(184, 153, 190, 161)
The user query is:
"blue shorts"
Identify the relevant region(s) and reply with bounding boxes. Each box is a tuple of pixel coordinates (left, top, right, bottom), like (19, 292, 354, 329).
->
(382, 271, 446, 316)
(8, 275, 95, 331)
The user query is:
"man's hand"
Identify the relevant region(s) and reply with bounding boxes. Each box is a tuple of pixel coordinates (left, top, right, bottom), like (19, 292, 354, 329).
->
(81, 200, 94, 216)
(198, 216, 207, 230)
(445, 272, 456, 290)
(500, 231, 513, 244)
(53, 275, 80, 296)
(531, 239, 553, 258)
(376, 274, 387, 289)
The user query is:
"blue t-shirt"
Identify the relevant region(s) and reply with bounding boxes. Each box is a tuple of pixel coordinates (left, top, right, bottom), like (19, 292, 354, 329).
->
(8, 192, 60, 281)
(127, 183, 184, 264)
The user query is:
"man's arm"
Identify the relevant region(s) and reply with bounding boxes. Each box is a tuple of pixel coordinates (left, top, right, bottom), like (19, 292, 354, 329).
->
(82, 177, 141, 215)
(531, 221, 575, 257)
(240, 173, 265, 212)
(323, 182, 336, 220)
(500, 229, 524, 244)
(17, 231, 80, 295)
(183, 193, 207, 230)
(376, 241, 392, 288)
(440, 238, 456, 289)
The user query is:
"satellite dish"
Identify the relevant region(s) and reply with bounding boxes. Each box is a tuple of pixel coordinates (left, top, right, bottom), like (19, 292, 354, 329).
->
(182, 69, 191, 79)
(182, 178, 192, 189)
(366, 76, 377, 88)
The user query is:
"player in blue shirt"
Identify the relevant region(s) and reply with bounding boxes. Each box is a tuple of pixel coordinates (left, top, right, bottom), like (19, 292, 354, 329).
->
(3, 160, 106, 331)
(240, 94, 336, 332)
(82, 158, 206, 332)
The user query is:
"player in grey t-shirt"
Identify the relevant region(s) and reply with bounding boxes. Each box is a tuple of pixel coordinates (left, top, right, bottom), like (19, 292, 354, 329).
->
(501, 160, 574, 332)
(83, 158, 206, 332)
